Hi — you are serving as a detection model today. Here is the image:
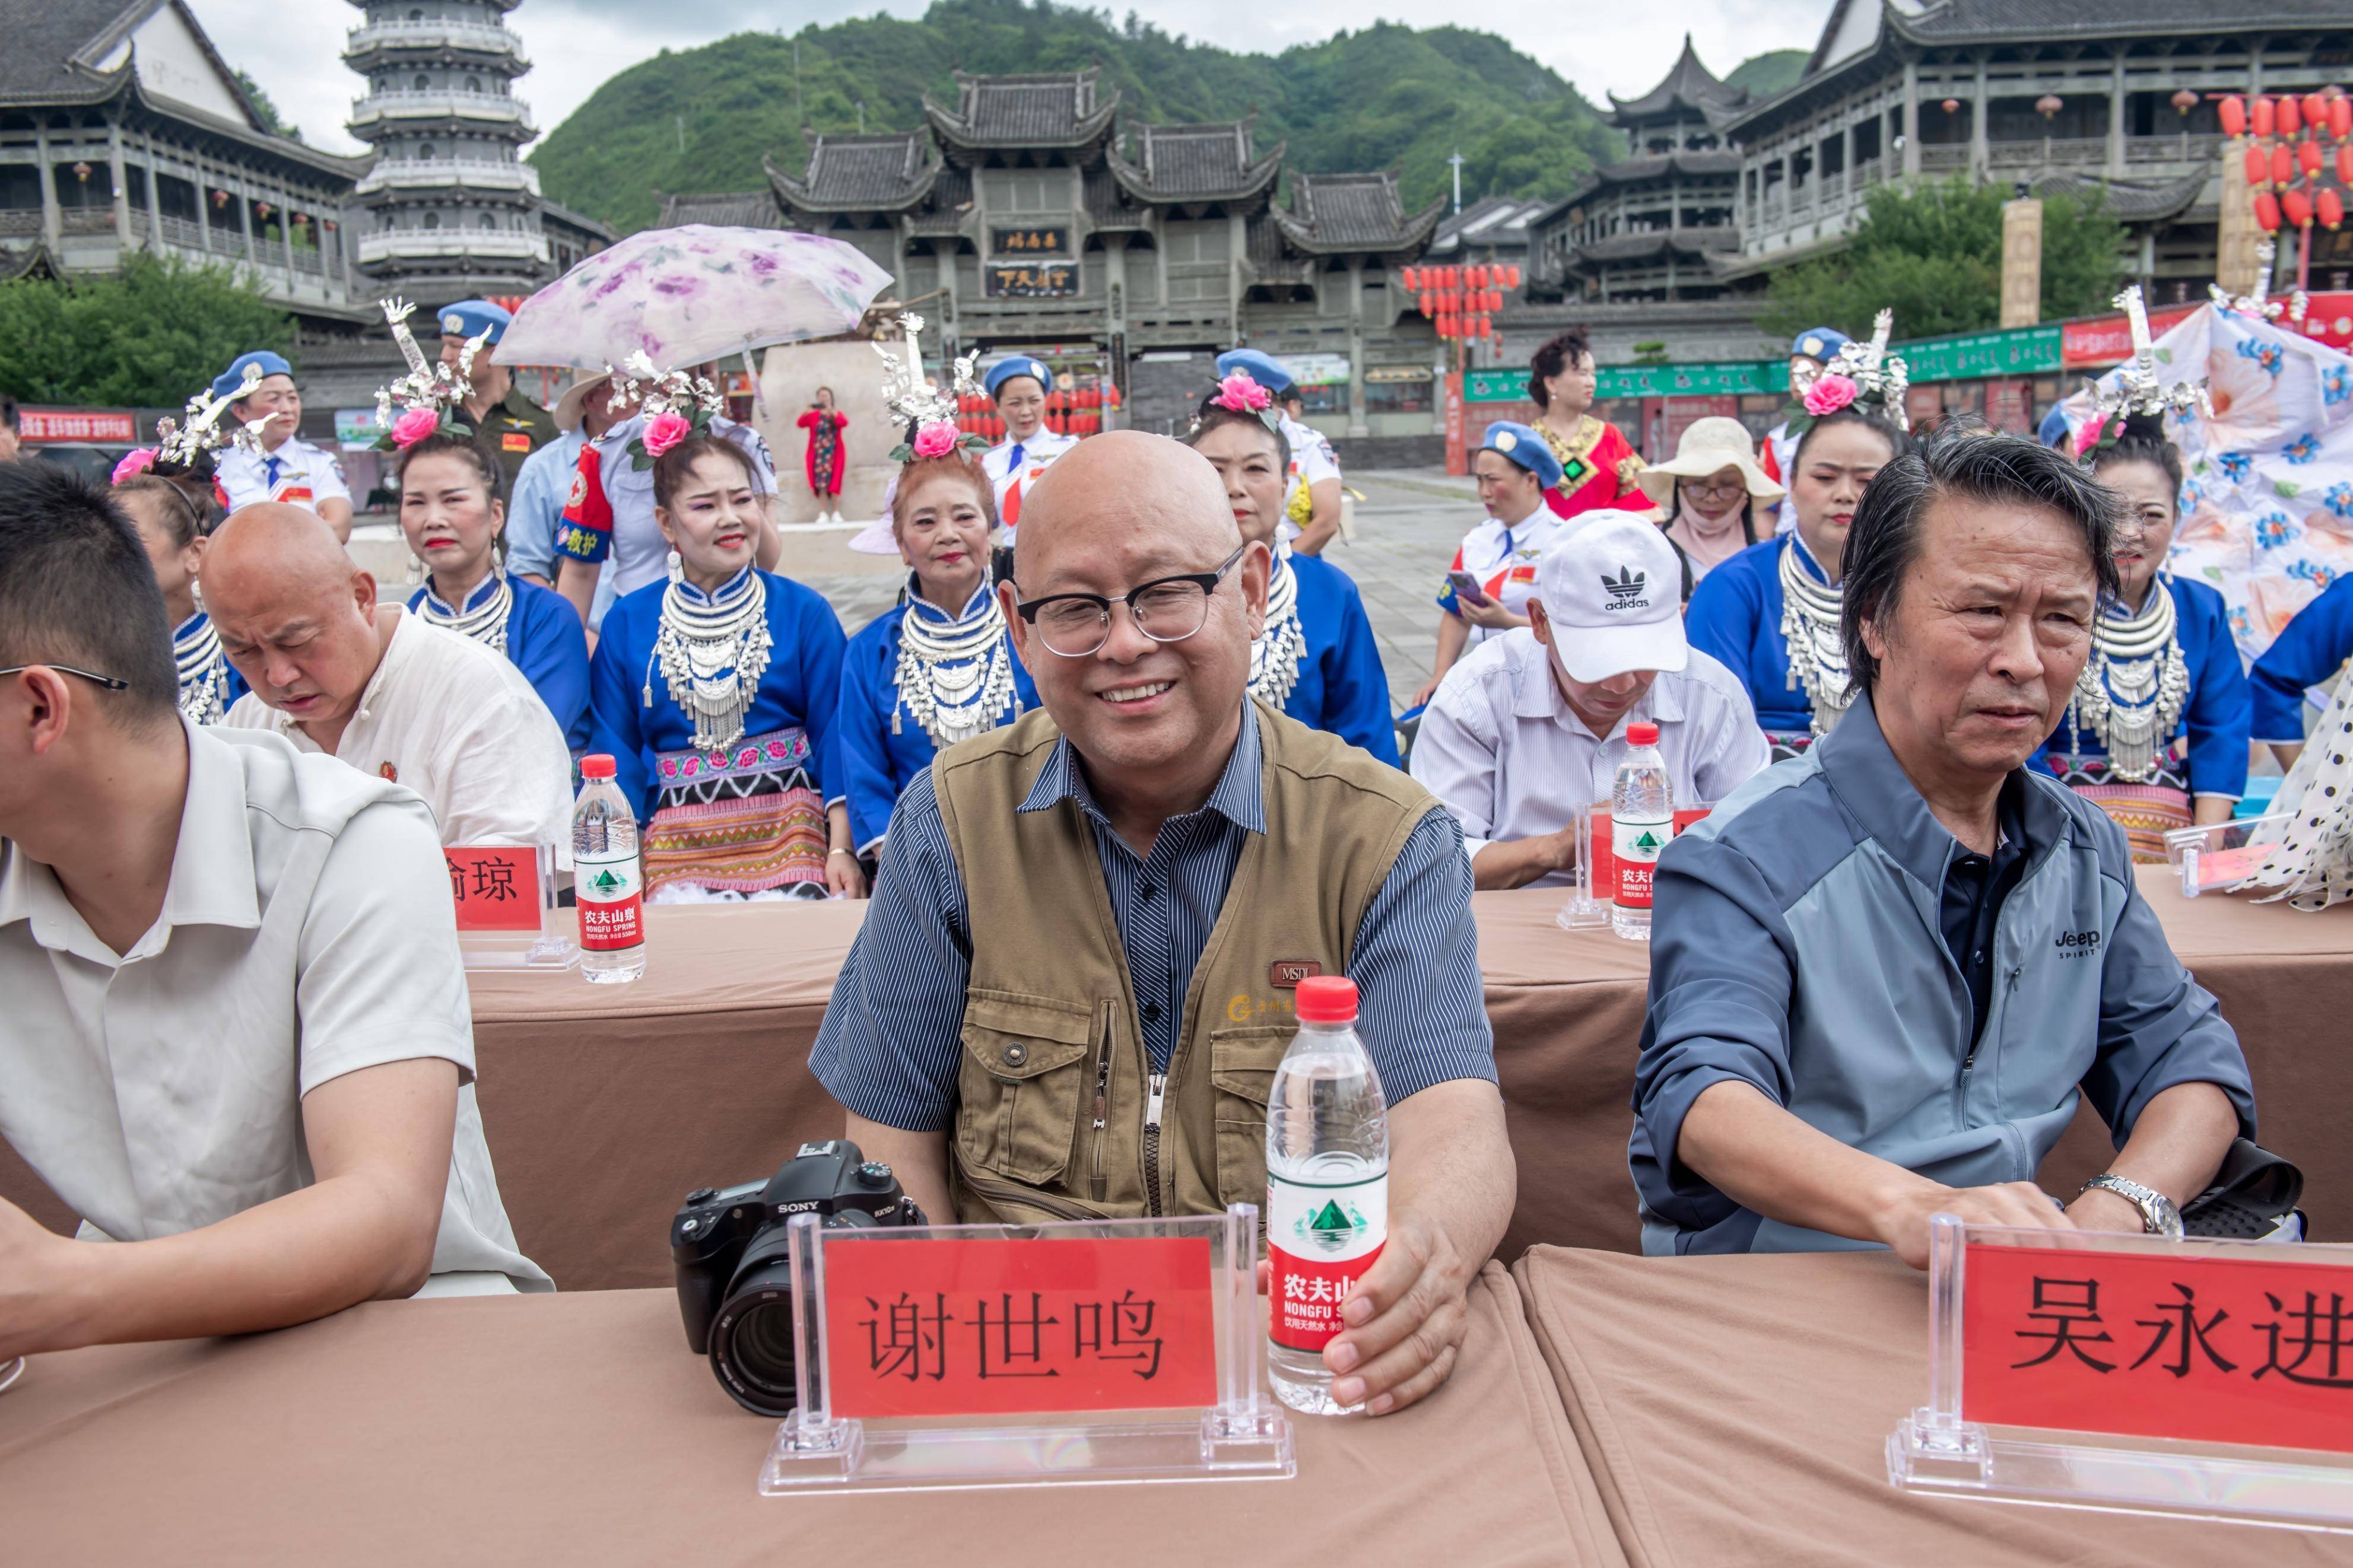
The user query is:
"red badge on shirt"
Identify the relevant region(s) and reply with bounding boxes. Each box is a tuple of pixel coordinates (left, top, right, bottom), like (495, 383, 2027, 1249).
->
(561, 446, 612, 535)
(501, 432, 533, 453)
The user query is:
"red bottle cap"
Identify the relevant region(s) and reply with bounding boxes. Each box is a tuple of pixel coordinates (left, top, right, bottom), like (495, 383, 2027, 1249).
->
(1294, 975, 1359, 1023)
(1626, 722, 1660, 747)
(580, 753, 617, 780)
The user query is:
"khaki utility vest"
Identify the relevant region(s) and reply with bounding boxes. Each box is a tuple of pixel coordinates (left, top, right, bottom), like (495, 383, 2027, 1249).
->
(932, 700, 1432, 1223)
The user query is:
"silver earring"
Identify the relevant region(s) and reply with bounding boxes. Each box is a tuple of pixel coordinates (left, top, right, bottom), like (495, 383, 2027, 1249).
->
(666, 548, 683, 584)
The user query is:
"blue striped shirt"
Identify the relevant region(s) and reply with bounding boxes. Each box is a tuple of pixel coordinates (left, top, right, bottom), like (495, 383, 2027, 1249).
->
(812, 704, 1495, 1131)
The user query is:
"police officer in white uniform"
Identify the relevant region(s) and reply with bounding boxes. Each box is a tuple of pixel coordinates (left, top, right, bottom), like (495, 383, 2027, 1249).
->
(211, 351, 354, 542)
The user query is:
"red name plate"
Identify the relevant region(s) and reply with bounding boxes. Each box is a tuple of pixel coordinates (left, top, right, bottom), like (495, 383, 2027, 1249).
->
(823, 1236, 1218, 1419)
(445, 847, 542, 933)
(1587, 804, 1711, 900)
(1964, 1242, 2353, 1455)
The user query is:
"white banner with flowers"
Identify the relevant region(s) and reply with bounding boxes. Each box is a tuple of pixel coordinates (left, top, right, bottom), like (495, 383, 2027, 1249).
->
(2084, 303, 2353, 659)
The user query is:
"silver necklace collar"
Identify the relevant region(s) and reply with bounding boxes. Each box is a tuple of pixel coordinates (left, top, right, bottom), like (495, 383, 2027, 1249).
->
(648, 566, 771, 753)
(2070, 581, 2188, 783)
(173, 612, 233, 725)
(1777, 536, 1852, 736)
(1250, 544, 1307, 710)
(894, 576, 1018, 750)
(418, 570, 512, 655)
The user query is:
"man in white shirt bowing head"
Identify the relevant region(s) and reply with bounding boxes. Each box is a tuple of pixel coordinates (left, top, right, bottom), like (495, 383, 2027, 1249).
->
(0, 463, 545, 1369)
(204, 502, 573, 856)
(1412, 510, 1769, 889)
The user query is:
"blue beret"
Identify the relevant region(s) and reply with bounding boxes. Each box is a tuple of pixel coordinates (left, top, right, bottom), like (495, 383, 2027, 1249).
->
(985, 357, 1054, 399)
(1476, 421, 1563, 489)
(212, 349, 292, 400)
(436, 299, 512, 344)
(1215, 348, 1295, 397)
(2037, 403, 2075, 450)
(1790, 327, 1852, 364)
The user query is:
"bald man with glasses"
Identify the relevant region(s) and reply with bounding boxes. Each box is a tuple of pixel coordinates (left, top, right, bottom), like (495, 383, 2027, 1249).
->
(811, 432, 1511, 1418)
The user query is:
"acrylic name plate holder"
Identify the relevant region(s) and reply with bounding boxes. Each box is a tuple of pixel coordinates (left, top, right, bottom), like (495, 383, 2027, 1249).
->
(2162, 814, 2292, 898)
(1888, 1216, 2353, 1532)
(447, 844, 579, 971)
(758, 1202, 1293, 1494)
(1556, 803, 1712, 930)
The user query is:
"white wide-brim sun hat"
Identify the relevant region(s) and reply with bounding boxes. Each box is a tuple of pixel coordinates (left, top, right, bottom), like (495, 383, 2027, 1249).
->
(1637, 415, 1786, 508)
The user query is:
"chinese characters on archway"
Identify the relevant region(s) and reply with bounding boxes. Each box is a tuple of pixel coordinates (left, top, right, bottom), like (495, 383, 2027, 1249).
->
(1964, 1243, 2353, 1454)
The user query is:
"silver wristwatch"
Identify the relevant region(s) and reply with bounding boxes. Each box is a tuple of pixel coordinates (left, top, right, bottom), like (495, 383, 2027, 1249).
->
(2080, 1173, 2185, 1239)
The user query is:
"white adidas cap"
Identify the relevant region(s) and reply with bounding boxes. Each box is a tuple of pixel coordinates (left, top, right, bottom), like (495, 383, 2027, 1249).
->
(1534, 509, 1689, 683)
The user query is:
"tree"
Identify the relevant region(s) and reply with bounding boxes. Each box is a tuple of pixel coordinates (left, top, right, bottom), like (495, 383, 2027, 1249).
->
(233, 69, 302, 144)
(0, 254, 297, 409)
(1756, 176, 2124, 342)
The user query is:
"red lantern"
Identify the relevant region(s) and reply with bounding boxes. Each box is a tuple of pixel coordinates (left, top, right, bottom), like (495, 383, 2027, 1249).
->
(212, 188, 228, 206)
(2284, 188, 2315, 229)
(2338, 144, 2353, 185)
(1399, 266, 1416, 290)
(2246, 144, 2271, 189)
(1472, 265, 1491, 289)
(2301, 140, 2325, 179)
(1940, 97, 1960, 115)
(2279, 96, 2303, 137)
(2171, 88, 2199, 116)
(1447, 266, 1462, 289)
(2034, 94, 2063, 120)
(2333, 97, 2352, 141)
(2253, 96, 2276, 138)
(2219, 95, 2248, 138)
(1490, 289, 1504, 312)
(2272, 144, 2295, 189)
(2255, 192, 2283, 232)
(2305, 94, 2330, 133)
(2320, 189, 2346, 231)
(1504, 265, 1520, 290)
(1420, 290, 1436, 316)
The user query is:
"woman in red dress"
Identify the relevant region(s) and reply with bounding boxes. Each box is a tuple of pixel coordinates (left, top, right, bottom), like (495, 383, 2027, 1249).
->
(1527, 327, 1647, 521)
(796, 386, 849, 524)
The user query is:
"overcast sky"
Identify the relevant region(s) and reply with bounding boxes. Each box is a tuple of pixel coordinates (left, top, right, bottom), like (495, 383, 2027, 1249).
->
(188, 0, 1834, 160)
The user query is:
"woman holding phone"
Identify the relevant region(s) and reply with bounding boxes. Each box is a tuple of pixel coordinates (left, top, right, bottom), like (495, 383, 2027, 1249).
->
(1410, 421, 1566, 707)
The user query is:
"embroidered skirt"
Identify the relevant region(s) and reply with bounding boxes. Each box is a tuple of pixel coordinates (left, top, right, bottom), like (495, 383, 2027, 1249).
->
(643, 727, 827, 894)
(2050, 751, 2193, 864)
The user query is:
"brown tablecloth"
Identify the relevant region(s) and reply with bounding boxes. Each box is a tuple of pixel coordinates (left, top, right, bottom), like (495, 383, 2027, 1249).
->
(1512, 1246, 2353, 1568)
(0, 1262, 1627, 1568)
(4, 868, 2346, 1289)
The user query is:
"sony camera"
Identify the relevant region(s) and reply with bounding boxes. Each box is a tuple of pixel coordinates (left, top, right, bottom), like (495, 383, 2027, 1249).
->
(672, 1139, 924, 1416)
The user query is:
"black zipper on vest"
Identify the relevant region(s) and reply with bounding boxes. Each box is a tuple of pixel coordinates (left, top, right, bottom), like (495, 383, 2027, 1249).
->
(1090, 1019, 1113, 1205)
(1142, 1071, 1168, 1217)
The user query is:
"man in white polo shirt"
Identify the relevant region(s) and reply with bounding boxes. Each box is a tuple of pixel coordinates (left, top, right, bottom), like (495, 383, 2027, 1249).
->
(0, 464, 545, 1365)
(205, 504, 572, 858)
(1411, 510, 1769, 889)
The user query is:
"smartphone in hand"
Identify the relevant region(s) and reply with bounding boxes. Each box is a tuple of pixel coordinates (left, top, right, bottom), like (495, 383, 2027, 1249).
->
(1446, 569, 1491, 606)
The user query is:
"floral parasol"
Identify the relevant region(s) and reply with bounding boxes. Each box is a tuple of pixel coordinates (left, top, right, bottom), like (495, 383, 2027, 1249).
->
(491, 225, 894, 371)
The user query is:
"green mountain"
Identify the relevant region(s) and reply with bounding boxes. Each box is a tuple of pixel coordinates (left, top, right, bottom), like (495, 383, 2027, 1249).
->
(531, 0, 1634, 233)
(1724, 49, 1808, 102)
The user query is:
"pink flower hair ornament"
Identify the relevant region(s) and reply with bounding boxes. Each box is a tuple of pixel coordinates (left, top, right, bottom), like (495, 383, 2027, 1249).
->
(110, 449, 158, 485)
(389, 407, 444, 449)
(875, 313, 992, 462)
(641, 411, 693, 458)
(1212, 371, 1273, 414)
(911, 421, 961, 460)
(1802, 374, 1859, 418)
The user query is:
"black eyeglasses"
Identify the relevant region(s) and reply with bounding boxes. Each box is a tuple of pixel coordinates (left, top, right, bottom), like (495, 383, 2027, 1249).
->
(1015, 544, 1249, 658)
(0, 663, 129, 691)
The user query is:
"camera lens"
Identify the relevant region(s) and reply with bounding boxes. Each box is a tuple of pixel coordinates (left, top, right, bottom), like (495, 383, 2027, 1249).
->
(708, 1255, 800, 1418)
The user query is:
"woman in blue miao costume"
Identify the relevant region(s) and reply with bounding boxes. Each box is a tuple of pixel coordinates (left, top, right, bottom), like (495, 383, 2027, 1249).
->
(833, 446, 1038, 856)
(397, 434, 591, 751)
(2037, 412, 2248, 859)
(1181, 374, 1398, 764)
(587, 434, 858, 900)
(115, 473, 248, 724)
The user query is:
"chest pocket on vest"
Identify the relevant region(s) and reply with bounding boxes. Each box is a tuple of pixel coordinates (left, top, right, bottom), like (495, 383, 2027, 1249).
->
(956, 991, 1096, 1187)
(1208, 1022, 1293, 1205)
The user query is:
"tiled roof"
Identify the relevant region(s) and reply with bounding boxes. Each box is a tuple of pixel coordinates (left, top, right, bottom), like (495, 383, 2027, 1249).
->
(767, 132, 939, 214)
(1274, 171, 1445, 256)
(1082, 164, 1148, 229)
(1108, 120, 1281, 201)
(1900, 0, 2348, 40)
(925, 70, 1118, 151)
(1569, 227, 1740, 266)
(1426, 195, 1551, 255)
(906, 165, 974, 237)
(2031, 168, 2209, 224)
(1554, 150, 1742, 212)
(1605, 36, 1748, 132)
(1244, 212, 1312, 284)
(657, 190, 783, 230)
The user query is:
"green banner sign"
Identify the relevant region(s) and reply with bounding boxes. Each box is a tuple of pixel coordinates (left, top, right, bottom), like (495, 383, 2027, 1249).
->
(1894, 323, 2063, 384)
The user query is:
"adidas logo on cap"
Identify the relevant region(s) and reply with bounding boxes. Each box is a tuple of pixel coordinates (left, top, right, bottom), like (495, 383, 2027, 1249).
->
(1601, 566, 1649, 609)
